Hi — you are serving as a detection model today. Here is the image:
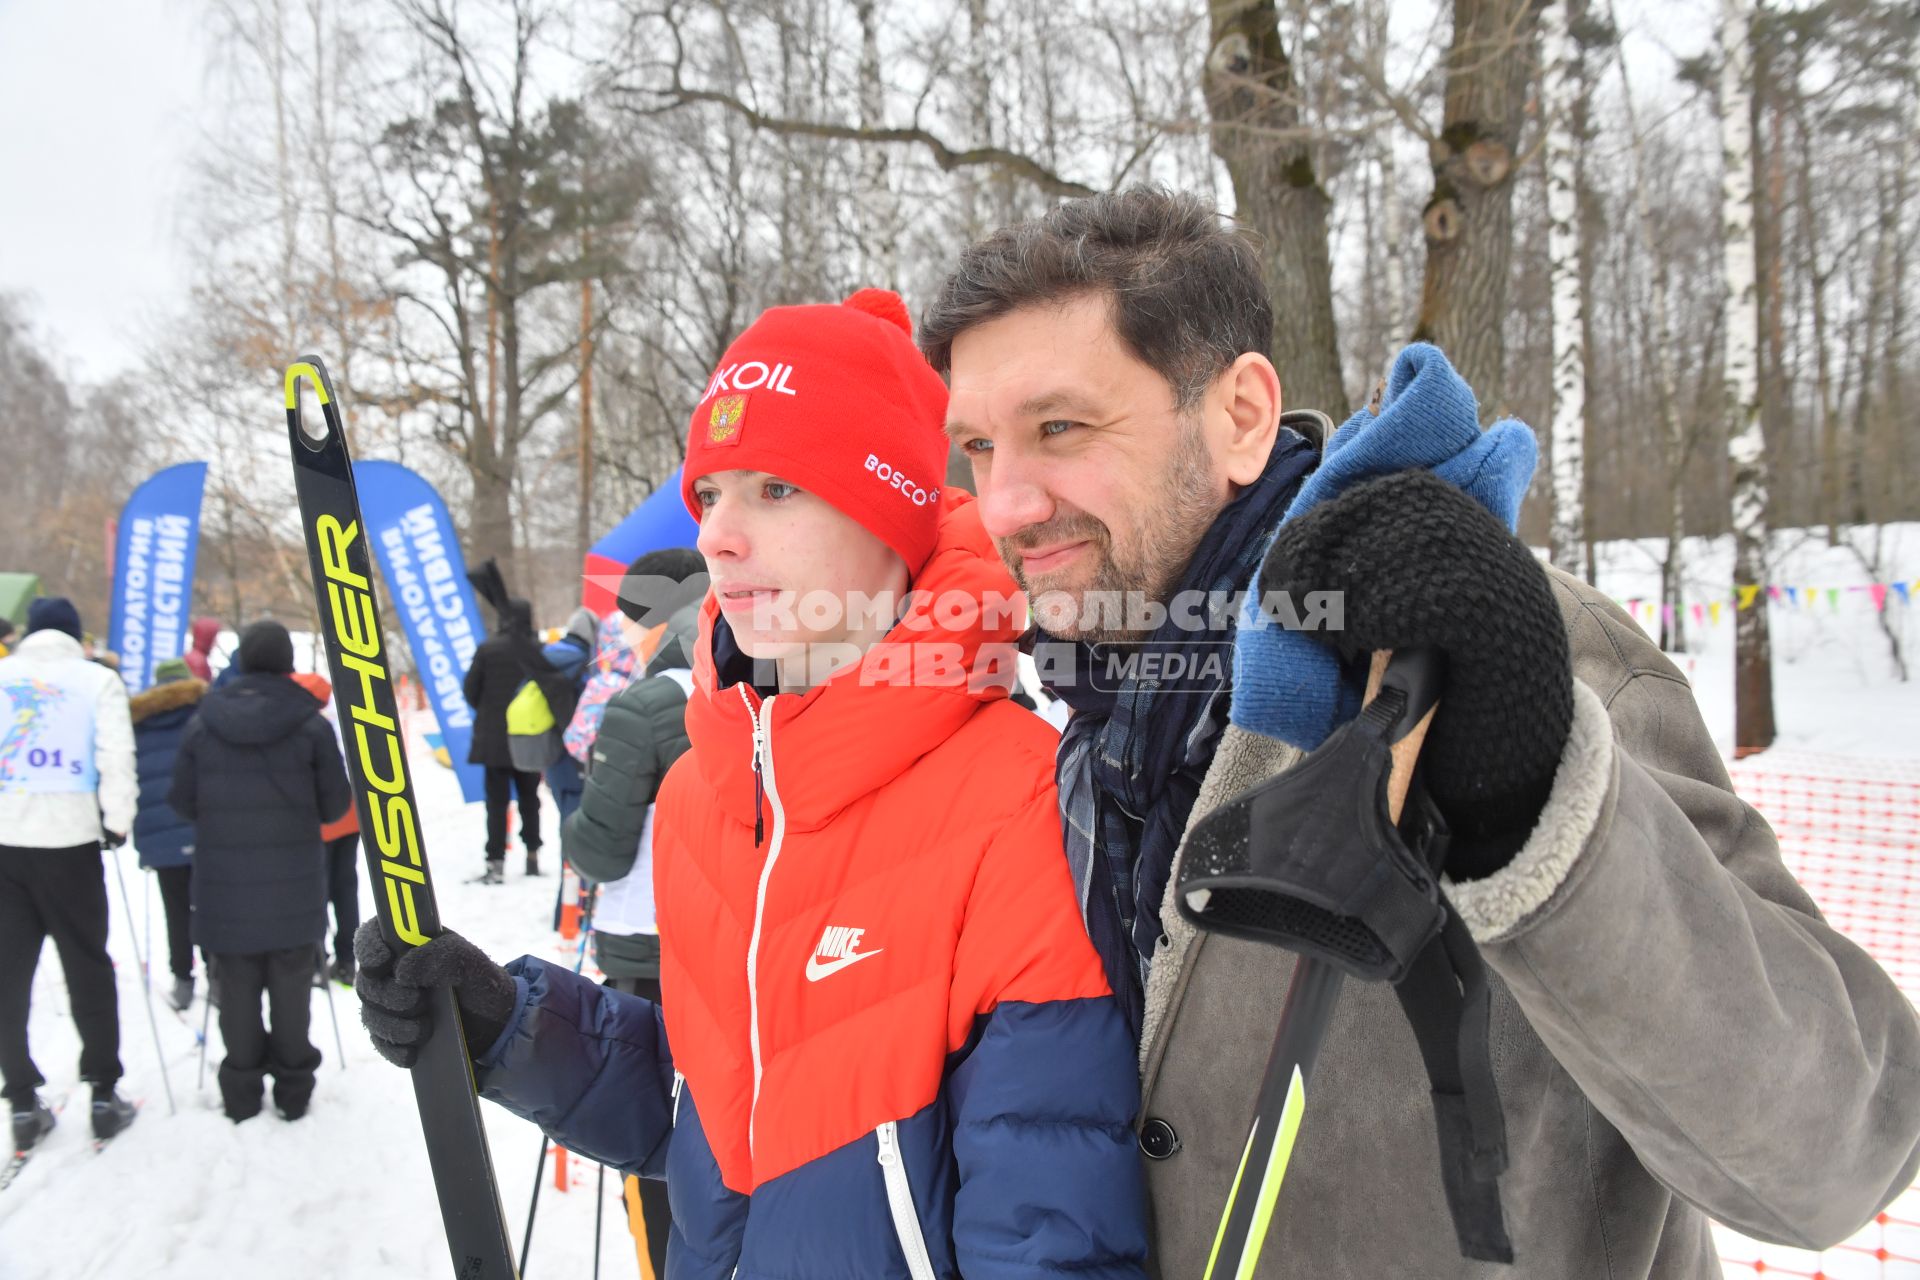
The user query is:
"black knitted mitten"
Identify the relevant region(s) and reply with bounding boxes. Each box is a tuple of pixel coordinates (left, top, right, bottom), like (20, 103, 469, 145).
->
(354, 922, 517, 1068)
(1260, 469, 1574, 879)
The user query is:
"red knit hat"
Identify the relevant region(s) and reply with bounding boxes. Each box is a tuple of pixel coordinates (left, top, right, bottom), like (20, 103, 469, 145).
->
(681, 288, 950, 574)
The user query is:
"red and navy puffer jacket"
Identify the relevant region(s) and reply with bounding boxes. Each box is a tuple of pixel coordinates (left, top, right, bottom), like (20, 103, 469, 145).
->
(476, 493, 1149, 1279)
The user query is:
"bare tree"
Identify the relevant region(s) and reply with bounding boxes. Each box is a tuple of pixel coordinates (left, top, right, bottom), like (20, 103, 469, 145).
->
(366, 0, 643, 573)
(1415, 0, 1542, 418)
(1720, 0, 1776, 755)
(1202, 0, 1349, 416)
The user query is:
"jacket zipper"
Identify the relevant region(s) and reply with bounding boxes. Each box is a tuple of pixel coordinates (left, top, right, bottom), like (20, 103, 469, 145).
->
(745, 684, 767, 846)
(740, 686, 784, 1156)
(875, 1121, 937, 1280)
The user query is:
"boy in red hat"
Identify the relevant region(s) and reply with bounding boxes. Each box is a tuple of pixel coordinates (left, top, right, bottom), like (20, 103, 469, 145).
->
(354, 289, 1148, 1279)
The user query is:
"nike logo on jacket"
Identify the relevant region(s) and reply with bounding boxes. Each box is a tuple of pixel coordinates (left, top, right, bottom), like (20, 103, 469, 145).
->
(805, 925, 882, 981)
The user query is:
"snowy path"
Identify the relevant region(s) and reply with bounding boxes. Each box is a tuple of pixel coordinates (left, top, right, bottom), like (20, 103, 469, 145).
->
(0, 754, 627, 1280)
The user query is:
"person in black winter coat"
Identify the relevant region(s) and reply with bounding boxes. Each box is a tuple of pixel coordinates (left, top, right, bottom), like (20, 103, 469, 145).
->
(169, 621, 351, 1122)
(462, 597, 543, 882)
(130, 657, 206, 1012)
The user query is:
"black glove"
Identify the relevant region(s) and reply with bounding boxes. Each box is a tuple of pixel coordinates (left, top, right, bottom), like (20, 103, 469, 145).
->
(101, 830, 127, 850)
(352, 921, 517, 1069)
(1260, 469, 1573, 879)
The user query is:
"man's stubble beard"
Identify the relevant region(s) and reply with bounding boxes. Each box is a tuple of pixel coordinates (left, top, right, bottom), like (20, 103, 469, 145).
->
(1005, 419, 1224, 645)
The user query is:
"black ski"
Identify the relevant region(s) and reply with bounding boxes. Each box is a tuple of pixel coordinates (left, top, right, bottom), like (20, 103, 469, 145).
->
(284, 357, 519, 1279)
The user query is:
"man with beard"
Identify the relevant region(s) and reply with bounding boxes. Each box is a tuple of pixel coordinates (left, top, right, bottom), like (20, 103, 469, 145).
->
(920, 187, 1920, 1278)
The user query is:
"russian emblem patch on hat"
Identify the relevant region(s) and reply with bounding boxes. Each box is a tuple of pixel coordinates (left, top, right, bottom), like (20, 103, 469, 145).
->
(707, 393, 747, 446)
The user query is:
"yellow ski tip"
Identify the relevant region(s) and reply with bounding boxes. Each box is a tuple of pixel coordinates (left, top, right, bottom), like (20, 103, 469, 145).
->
(285, 361, 330, 409)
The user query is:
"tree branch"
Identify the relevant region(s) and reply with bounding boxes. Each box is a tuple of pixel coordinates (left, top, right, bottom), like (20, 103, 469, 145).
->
(608, 83, 1099, 198)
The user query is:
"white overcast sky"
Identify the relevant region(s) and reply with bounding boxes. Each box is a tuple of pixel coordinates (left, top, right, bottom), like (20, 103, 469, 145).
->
(0, 0, 1712, 386)
(0, 0, 209, 383)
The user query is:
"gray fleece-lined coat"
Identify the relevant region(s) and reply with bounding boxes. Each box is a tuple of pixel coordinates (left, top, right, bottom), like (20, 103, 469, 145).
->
(1137, 567, 1920, 1278)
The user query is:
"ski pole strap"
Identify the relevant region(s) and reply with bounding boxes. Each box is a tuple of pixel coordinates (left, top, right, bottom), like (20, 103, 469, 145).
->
(1175, 670, 1451, 983)
(1392, 907, 1514, 1264)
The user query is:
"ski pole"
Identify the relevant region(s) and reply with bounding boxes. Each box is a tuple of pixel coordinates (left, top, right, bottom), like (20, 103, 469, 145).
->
(1185, 650, 1440, 1280)
(197, 962, 214, 1090)
(318, 946, 347, 1068)
(108, 845, 176, 1116)
(593, 1162, 605, 1280)
(519, 1139, 548, 1276)
(584, 891, 605, 1280)
(142, 862, 152, 990)
(550, 861, 567, 932)
(521, 885, 598, 1273)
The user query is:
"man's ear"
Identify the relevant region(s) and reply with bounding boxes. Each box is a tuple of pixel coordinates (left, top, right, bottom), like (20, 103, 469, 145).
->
(1213, 352, 1284, 488)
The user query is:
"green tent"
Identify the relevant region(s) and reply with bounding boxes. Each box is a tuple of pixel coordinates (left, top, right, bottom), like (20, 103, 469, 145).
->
(0, 573, 40, 630)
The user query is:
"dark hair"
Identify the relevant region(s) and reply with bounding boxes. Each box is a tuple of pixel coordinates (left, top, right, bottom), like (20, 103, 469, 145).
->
(918, 186, 1273, 411)
(617, 547, 707, 624)
(623, 548, 705, 584)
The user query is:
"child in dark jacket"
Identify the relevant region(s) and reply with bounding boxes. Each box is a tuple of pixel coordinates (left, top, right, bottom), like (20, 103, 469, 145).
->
(170, 621, 352, 1122)
(130, 657, 207, 1011)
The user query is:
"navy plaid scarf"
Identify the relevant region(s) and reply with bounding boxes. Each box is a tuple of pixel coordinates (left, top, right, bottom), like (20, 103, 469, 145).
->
(1043, 432, 1316, 1034)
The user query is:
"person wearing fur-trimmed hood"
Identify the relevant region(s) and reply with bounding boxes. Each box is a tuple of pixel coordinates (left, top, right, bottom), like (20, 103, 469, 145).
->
(131, 656, 208, 1012)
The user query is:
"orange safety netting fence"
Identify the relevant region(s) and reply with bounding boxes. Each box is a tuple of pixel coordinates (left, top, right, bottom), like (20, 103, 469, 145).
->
(1715, 754, 1920, 1279)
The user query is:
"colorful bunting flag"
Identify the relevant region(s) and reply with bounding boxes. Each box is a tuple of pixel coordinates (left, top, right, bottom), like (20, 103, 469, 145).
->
(1617, 581, 1913, 616)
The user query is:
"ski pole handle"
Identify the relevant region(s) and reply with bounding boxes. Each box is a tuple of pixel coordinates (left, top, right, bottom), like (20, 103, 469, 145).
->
(1200, 649, 1439, 1280)
(1365, 649, 1440, 825)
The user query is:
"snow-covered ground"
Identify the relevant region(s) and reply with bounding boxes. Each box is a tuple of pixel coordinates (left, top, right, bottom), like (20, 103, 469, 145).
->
(0, 754, 623, 1280)
(1584, 523, 1918, 758)
(2, 524, 1917, 1278)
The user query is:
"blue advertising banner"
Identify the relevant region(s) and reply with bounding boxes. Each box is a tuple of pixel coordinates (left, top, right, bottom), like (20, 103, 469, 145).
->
(353, 461, 487, 804)
(109, 462, 208, 693)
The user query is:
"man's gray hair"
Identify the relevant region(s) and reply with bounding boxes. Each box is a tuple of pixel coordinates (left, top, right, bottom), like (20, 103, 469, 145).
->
(918, 187, 1273, 411)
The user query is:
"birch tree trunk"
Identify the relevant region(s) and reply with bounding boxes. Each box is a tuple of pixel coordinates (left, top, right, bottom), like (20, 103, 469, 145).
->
(1721, 0, 1777, 755)
(1543, 0, 1587, 579)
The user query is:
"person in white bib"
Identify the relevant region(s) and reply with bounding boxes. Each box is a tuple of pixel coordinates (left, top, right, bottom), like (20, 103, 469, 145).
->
(0, 596, 140, 1151)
